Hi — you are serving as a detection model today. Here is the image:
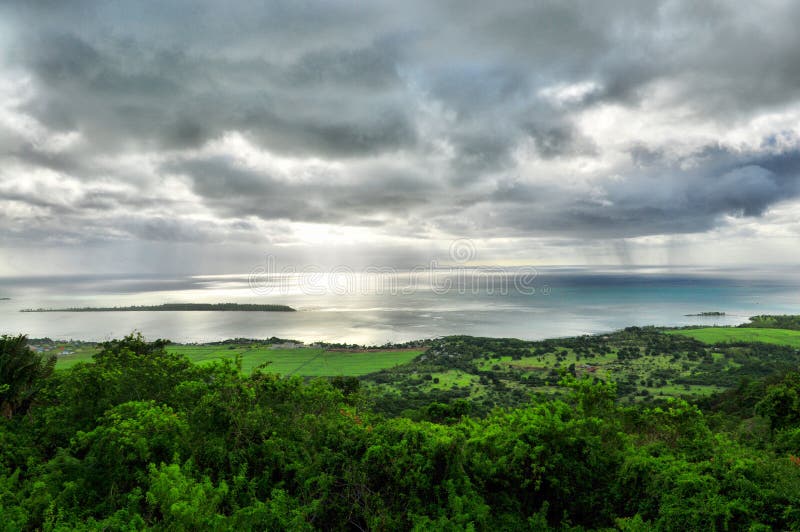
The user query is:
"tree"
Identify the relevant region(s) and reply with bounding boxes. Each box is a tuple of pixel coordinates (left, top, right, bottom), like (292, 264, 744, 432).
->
(0, 335, 55, 419)
(756, 374, 800, 431)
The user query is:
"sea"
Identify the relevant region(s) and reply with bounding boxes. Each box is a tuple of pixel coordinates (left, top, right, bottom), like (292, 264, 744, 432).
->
(1, 266, 799, 345)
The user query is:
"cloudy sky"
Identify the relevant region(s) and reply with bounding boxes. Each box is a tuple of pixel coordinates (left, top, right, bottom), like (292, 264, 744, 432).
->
(1, 0, 799, 275)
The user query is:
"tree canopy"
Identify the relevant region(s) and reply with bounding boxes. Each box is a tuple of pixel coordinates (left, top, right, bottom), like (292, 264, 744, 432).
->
(0, 333, 799, 530)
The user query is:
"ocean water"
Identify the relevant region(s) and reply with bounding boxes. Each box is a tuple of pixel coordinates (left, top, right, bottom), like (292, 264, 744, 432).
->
(1, 267, 799, 344)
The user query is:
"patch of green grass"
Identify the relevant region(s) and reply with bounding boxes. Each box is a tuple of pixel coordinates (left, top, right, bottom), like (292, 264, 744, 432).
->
(166, 345, 422, 376)
(667, 328, 800, 348)
(427, 370, 478, 389)
(51, 343, 421, 376)
(646, 384, 725, 397)
(476, 349, 617, 372)
(51, 346, 98, 369)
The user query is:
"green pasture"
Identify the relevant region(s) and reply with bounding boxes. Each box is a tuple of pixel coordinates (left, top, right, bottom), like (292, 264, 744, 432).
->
(667, 327, 800, 348)
(427, 370, 479, 389)
(476, 349, 617, 372)
(167, 345, 423, 376)
(47, 346, 99, 369)
(52, 343, 422, 376)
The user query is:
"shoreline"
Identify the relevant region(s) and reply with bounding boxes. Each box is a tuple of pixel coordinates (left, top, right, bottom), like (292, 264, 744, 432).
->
(20, 303, 296, 313)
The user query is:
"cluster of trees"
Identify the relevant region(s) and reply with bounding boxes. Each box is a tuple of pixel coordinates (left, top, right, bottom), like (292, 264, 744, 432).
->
(369, 329, 800, 412)
(1, 333, 800, 530)
(743, 315, 800, 330)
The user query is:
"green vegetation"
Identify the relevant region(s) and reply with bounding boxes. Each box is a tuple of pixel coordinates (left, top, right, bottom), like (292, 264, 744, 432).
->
(45, 340, 421, 376)
(742, 314, 800, 330)
(2, 332, 800, 530)
(44, 319, 800, 410)
(20, 303, 295, 312)
(166, 345, 422, 376)
(668, 327, 800, 347)
(364, 327, 800, 415)
(684, 311, 725, 316)
(28, 340, 100, 370)
(0, 335, 55, 419)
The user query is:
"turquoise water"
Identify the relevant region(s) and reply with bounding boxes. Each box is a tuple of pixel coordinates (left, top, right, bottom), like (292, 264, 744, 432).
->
(1, 267, 799, 344)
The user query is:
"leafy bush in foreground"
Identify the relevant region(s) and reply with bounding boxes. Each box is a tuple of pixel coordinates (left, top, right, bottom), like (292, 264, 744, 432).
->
(0, 333, 799, 530)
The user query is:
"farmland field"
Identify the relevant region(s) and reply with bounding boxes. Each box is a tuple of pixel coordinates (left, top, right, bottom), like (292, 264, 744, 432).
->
(166, 345, 423, 376)
(44, 344, 100, 369)
(49, 342, 422, 376)
(667, 327, 800, 347)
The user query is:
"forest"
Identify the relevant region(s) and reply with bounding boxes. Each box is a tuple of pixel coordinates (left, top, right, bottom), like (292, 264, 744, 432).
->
(1, 326, 800, 530)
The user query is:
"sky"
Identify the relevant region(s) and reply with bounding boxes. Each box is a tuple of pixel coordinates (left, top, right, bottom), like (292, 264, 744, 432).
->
(1, 0, 799, 275)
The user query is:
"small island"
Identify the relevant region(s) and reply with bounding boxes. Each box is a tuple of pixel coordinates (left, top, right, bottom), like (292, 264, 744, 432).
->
(20, 303, 295, 313)
(0, 297, 10, 301)
(685, 311, 726, 317)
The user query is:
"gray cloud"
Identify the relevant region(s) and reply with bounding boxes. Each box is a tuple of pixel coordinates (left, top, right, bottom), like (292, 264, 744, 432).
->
(9, 29, 416, 156)
(523, 123, 598, 160)
(165, 155, 438, 225)
(475, 146, 800, 238)
(1, 0, 800, 269)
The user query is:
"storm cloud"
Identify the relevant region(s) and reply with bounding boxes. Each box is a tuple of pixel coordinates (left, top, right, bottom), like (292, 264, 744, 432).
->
(1, 0, 800, 271)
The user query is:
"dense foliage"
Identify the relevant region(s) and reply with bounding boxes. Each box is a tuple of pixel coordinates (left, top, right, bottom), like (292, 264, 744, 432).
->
(0, 335, 56, 420)
(366, 328, 800, 415)
(1, 333, 799, 530)
(743, 315, 800, 330)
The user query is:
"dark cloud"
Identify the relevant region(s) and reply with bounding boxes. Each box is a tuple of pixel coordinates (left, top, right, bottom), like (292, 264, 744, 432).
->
(629, 145, 664, 168)
(476, 146, 800, 238)
(9, 29, 416, 155)
(523, 123, 598, 160)
(164, 155, 437, 225)
(1, 0, 800, 262)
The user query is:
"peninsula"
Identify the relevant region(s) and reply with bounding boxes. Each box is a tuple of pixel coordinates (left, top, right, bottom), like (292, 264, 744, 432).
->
(20, 303, 295, 312)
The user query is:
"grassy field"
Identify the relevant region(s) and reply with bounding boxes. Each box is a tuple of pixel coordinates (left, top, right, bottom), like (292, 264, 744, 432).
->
(51, 343, 422, 376)
(166, 345, 423, 376)
(667, 327, 800, 347)
(47, 345, 100, 369)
